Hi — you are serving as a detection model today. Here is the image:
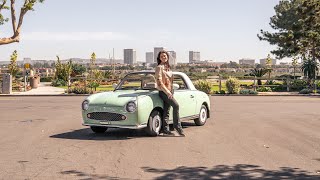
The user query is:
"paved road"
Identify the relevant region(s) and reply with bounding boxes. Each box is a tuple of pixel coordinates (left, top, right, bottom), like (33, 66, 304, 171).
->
(0, 96, 319, 179)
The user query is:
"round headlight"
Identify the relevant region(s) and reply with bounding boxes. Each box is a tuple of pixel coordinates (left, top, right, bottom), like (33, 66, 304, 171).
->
(126, 101, 136, 112)
(82, 100, 89, 110)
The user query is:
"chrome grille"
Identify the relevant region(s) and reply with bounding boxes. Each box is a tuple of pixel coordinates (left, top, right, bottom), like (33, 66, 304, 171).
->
(87, 112, 126, 121)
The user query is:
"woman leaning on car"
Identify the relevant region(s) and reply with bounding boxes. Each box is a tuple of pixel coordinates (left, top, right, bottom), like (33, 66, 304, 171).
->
(155, 50, 185, 136)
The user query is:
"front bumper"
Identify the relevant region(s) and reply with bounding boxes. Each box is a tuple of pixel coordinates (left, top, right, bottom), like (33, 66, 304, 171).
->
(82, 123, 147, 129)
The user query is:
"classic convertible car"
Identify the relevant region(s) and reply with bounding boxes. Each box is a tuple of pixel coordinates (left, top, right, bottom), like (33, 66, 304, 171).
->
(81, 71, 211, 136)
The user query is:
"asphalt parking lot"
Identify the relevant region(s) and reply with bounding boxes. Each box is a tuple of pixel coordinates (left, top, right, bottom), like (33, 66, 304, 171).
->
(0, 96, 319, 179)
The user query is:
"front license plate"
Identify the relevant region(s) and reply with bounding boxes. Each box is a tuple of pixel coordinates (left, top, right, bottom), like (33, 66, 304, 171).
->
(100, 121, 111, 125)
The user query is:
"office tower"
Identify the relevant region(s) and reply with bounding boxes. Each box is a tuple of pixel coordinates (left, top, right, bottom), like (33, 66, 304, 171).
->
(124, 49, 136, 65)
(167, 51, 177, 65)
(239, 58, 255, 66)
(189, 51, 200, 63)
(146, 52, 154, 64)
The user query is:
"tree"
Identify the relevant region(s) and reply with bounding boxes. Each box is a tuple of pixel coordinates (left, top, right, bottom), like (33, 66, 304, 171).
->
(52, 56, 72, 86)
(265, 54, 273, 80)
(258, 0, 320, 61)
(71, 63, 86, 77)
(301, 59, 318, 82)
(8, 50, 19, 78)
(250, 68, 268, 85)
(104, 70, 112, 79)
(0, 0, 44, 45)
(292, 57, 298, 79)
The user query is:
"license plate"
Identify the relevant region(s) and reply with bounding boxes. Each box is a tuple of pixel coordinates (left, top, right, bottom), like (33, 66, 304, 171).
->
(100, 121, 111, 125)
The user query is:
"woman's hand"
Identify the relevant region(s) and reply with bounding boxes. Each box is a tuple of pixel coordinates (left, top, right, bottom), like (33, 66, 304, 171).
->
(168, 93, 173, 99)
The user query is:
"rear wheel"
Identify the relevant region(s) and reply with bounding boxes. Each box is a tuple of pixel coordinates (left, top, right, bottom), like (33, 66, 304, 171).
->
(90, 126, 108, 133)
(194, 105, 208, 126)
(145, 110, 162, 136)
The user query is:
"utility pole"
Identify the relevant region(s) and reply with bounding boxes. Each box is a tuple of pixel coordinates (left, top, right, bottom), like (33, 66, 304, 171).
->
(113, 48, 115, 80)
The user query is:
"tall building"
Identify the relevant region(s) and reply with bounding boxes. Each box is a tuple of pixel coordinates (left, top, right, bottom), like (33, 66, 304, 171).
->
(260, 58, 277, 66)
(189, 51, 200, 63)
(123, 49, 136, 65)
(154, 47, 164, 63)
(239, 58, 255, 66)
(167, 51, 177, 65)
(146, 52, 154, 64)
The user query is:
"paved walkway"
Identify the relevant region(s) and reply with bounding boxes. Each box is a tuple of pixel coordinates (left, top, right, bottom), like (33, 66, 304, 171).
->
(11, 82, 65, 95)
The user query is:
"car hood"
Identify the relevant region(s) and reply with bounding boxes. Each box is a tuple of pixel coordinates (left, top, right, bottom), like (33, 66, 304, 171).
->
(86, 90, 156, 107)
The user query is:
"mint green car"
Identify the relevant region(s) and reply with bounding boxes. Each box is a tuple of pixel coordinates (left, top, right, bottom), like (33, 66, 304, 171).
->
(81, 71, 211, 136)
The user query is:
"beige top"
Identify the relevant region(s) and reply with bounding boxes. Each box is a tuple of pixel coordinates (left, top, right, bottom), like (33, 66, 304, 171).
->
(155, 64, 173, 96)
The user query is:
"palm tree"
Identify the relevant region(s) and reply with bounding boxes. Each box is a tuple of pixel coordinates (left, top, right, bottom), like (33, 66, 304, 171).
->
(250, 68, 268, 85)
(301, 59, 318, 83)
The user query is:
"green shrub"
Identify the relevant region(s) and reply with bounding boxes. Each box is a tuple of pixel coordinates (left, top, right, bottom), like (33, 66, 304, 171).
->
(51, 79, 67, 87)
(88, 81, 100, 89)
(240, 89, 258, 95)
(256, 86, 272, 92)
(194, 80, 212, 94)
(299, 88, 313, 94)
(68, 86, 91, 94)
(214, 90, 226, 94)
(40, 77, 53, 82)
(226, 77, 240, 94)
(290, 79, 308, 91)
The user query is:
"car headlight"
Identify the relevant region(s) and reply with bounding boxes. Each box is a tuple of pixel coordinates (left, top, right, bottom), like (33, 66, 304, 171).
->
(82, 100, 89, 110)
(126, 101, 137, 112)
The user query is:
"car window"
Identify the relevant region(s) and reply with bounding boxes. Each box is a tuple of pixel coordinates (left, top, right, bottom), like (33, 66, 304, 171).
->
(173, 75, 188, 90)
(117, 73, 156, 90)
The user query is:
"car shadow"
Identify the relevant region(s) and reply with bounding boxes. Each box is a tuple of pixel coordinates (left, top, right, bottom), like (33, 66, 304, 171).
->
(50, 128, 151, 141)
(142, 164, 320, 180)
(50, 122, 196, 141)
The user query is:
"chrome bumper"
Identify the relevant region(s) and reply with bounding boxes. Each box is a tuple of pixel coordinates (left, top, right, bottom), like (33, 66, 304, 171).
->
(82, 123, 147, 129)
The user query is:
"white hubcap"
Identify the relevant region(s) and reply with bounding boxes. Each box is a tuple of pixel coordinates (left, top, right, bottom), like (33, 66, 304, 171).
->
(153, 115, 161, 133)
(200, 108, 207, 123)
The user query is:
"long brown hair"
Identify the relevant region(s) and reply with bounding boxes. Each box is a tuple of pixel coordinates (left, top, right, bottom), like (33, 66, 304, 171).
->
(157, 50, 171, 69)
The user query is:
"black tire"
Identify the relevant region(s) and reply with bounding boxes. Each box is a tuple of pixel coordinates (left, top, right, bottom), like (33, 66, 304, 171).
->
(145, 110, 162, 136)
(194, 105, 208, 126)
(90, 126, 108, 133)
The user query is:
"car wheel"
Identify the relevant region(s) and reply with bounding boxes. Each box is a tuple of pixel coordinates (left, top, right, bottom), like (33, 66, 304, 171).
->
(194, 105, 208, 126)
(90, 126, 108, 133)
(146, 110, 162, 136)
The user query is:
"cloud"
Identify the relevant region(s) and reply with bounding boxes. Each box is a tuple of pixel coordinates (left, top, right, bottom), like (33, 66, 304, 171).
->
(21, 32, 131, 41)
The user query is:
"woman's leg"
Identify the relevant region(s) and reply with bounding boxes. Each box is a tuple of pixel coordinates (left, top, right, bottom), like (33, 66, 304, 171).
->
(159, 91, 173, 135)
(159, 91, 184, 136)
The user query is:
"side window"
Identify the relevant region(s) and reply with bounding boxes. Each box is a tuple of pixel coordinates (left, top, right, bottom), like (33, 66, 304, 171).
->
(173, 75, 188, 90)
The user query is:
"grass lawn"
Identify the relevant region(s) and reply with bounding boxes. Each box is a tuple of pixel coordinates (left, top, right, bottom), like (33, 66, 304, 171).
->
(59, 81, 261, 93)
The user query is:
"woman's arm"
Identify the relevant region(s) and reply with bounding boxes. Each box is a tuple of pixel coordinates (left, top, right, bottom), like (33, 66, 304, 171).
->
(155, 66, 172, 96)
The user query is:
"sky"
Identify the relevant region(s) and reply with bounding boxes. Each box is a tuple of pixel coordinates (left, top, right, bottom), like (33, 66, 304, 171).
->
(0, 0, 283, 63)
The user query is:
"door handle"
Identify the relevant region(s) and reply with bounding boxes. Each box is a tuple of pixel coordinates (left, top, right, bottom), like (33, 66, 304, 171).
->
(190, 95, 194, 98)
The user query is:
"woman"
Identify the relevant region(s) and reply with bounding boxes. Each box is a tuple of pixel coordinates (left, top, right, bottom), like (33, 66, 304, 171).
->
(155, 50, 185, 136)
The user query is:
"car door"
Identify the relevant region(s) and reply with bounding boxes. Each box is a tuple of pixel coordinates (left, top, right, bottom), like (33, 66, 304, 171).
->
(172, 75, 197, 118)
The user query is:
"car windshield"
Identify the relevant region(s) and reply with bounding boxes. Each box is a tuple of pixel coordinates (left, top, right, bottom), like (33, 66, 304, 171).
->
(116, 73, 157, 90)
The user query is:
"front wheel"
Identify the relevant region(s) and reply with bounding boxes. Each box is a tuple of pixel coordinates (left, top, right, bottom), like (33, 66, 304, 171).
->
(194, 105, 208, 126)
(90, 126, 108, 133)
(145, 110, 162, 136)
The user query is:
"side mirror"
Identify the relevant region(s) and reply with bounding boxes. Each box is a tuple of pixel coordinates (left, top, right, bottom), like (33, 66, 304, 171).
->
(173, 83, 179, 90)
(112, 83, 118, 89)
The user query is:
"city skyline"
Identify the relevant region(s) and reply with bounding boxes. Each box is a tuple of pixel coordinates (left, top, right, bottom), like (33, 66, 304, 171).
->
(0, 0, 288, 62)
